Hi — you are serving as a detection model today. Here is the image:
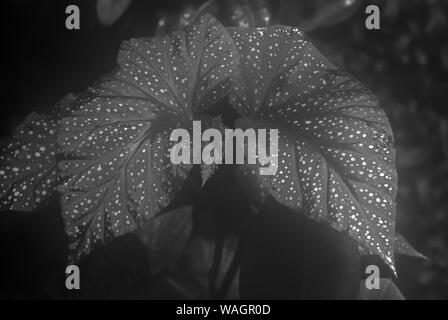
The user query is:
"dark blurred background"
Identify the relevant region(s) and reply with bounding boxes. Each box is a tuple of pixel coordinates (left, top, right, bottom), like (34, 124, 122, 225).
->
(0, 0, 447, 299)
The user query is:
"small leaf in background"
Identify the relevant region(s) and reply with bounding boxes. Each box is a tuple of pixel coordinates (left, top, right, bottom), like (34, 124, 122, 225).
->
(225, 0, 272, 28)
(240, 204, 360, 299)
(155, 5, 198, 36)
(134, 206, 193, 274)
(228, 25, 398, 273)
(0, 94, 76, 211)
(275, 0, 360, 32)
(201, 163, 218, 187)
(394, 233, 427, 259)
(200, 116, 224, 187)
(58, 14, 240, 261)
(74, 233, 151, 299)
(358, 278, 405, 300)
(180, 236, 239, 299)
(302, 0, 361, 32)
(155, 0, 272, 36)
(96, 0, 132, 27)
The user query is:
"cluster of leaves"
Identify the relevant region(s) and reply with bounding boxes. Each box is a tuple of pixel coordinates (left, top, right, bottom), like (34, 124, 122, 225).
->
(0, 2, 423, 291)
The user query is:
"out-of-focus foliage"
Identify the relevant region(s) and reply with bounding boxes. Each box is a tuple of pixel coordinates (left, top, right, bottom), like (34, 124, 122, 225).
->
(96, 0, 133, 26)
(358, 278, 405, 300)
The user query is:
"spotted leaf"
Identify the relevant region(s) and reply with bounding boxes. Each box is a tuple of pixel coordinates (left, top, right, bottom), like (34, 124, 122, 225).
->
(58, 14, 239, 260)
(228, 26, 398, 272)
(0, 114, 59, 211)
(0, 94, 77, 211)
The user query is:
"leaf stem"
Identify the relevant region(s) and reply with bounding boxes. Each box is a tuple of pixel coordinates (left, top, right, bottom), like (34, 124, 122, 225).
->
(216, 240, 241, 299)
(208, 234, 224, 298)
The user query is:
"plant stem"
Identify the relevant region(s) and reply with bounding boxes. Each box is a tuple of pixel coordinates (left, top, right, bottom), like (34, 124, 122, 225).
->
(208, 234, 224, 298)
(216, 241, 241, 299)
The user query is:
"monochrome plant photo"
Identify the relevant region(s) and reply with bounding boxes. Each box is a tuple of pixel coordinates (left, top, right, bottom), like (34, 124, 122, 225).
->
(1, 0, 446, 303)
